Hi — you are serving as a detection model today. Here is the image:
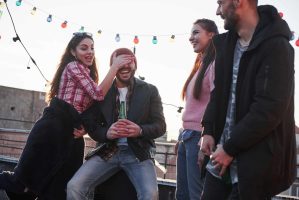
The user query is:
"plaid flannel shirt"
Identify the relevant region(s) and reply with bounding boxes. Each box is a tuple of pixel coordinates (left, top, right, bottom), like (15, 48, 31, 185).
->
(57, 61, 103, 113)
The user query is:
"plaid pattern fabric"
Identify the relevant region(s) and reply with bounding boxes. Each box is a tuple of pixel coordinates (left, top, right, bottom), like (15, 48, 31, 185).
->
(57, 61, 103, 113)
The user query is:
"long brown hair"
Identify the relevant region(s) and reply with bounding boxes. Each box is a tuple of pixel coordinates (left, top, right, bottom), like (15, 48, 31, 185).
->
(181, 19, 218, 100)
(46, 33, 99, 103)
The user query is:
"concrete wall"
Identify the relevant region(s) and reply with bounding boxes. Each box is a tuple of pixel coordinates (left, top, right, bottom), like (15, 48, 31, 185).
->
(0, 86, 47, 130)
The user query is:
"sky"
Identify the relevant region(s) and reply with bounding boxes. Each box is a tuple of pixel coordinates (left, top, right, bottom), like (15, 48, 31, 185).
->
(0, 0, 298, 141)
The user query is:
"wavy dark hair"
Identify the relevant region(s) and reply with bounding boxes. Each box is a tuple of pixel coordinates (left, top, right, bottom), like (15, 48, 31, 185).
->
(46, 33, 99, 102)
(181, 19, 218, 100)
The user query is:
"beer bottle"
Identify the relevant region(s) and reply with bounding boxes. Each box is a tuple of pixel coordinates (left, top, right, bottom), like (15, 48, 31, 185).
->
(118, 101, 127, 119)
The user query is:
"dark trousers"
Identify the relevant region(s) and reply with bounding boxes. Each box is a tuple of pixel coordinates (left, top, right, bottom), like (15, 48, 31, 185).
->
(0, 171, 26, 194)
(201, 171, 239, 200)
(201, 172, 273, 200)
(0, 171, 36, 199)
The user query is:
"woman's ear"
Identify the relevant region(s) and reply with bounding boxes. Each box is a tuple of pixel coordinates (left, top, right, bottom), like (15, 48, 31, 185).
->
(209, 32, 215, 39)
(71, 49, 76, 58)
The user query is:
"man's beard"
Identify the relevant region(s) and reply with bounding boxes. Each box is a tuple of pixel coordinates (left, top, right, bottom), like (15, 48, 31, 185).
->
(223, 3, 238, 31)
(116, 70, 136, 86)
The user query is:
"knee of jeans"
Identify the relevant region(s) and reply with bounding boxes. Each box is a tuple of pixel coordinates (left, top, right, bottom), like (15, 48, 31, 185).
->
(139, 187, 158, 200)
(67, 178, 80, 192)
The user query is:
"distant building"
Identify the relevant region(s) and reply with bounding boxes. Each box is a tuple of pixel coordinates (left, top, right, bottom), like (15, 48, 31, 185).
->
(0, 85, 47, 130)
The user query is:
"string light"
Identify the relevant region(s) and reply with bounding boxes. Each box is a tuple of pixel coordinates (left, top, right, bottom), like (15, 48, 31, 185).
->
(0, 2, 5, 8)
(163, 103, 184, 113)
(279, 12, 283, 18)
(16, 0, 22, 7)
(26, 58, 30, 69)
(291, 31, 295, 41)
(133, 35, 139, 44)
(3, 0, 299, 48)
(296, 38, 299, 47)
(46, 14, 52, 22)
(79, 26, 84, 32)
(30, 7, 36, 15)
(115, 33, 120, 42)
(61, 20, 67, 28)
(152, 36, 158, 44)
(169, 35, 175, 43)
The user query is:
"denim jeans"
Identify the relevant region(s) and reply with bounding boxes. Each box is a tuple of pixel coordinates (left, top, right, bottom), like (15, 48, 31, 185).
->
(67, 145, 158, 200)
(176, 129, 204, 200)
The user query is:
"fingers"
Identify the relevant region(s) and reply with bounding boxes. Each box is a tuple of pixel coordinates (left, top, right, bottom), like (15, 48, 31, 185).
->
(219, 165, 227, 176)
(197, 151, 205, 169)
(111, 54, 134, 69)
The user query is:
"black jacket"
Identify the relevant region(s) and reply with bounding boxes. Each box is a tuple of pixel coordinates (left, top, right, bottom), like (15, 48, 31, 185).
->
(14, 97, 84, 199)
(202, 5, 296, 199)
(84, 78, 166, 162)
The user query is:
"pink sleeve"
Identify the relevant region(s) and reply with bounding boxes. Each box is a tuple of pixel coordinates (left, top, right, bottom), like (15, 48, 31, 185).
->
(67, 62, 104, 101)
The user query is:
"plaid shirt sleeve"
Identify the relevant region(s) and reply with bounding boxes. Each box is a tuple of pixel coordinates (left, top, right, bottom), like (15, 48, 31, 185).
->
(67, 62, 104, 101)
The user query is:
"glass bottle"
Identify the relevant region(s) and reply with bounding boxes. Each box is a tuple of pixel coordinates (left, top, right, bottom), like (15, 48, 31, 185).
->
(118, 101, 127, 119)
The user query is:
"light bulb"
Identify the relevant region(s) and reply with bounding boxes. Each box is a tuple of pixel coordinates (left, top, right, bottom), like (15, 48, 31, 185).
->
(291, 31, 295, 41)
(47, 14, 52, 22)
(79, 26, 84, 32)
(0, 2, 5, 8)
(61, 21, 67, 28)
(296, 38, 299, 47)
(169, 35, 175, 43)
(152, 36, 158, 44)
(115, 33, 120, 42)
(97, 30, 102, 35)
(30, 7, 37, 15)
(279, 12, 283, 18)
(133, 36, 139, 44)
(16, 0, 22, 6)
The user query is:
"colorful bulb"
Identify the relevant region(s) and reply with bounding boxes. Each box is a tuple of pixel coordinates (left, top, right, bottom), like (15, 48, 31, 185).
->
(133, 36, 139, 44)
(291, 31, 295, 41)
(152, 36, 158, 44)
(169, 35, 175, 43)
(31, 7, 37, 15)
(79, 26, 84, 32)
(61, 21, 67, 28)
(16, 0, 22, 6)
(47, 14, 52, 22)
(296, 38, 299, 47)
(115, 33, 120, 42)
(279, 12, 283, 18)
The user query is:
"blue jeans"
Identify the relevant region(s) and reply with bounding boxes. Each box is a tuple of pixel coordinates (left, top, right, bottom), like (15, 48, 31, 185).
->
(67, 145, 158, 200)
(176, 129, 204, 200)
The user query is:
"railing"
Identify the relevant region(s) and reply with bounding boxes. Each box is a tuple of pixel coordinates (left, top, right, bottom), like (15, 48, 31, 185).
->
(1, 128, 299, 199)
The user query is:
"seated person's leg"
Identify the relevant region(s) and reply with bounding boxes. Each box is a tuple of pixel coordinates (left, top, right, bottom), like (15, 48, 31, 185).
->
(67, 155, 118, 200)
(124, 159, 158, 200)
(95, 170, 137, 200)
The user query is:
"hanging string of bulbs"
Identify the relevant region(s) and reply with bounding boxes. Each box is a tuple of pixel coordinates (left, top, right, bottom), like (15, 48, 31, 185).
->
(1, 0, 298, 46)
(0, 0, 185, 112)
(0, 0, 188, 45)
